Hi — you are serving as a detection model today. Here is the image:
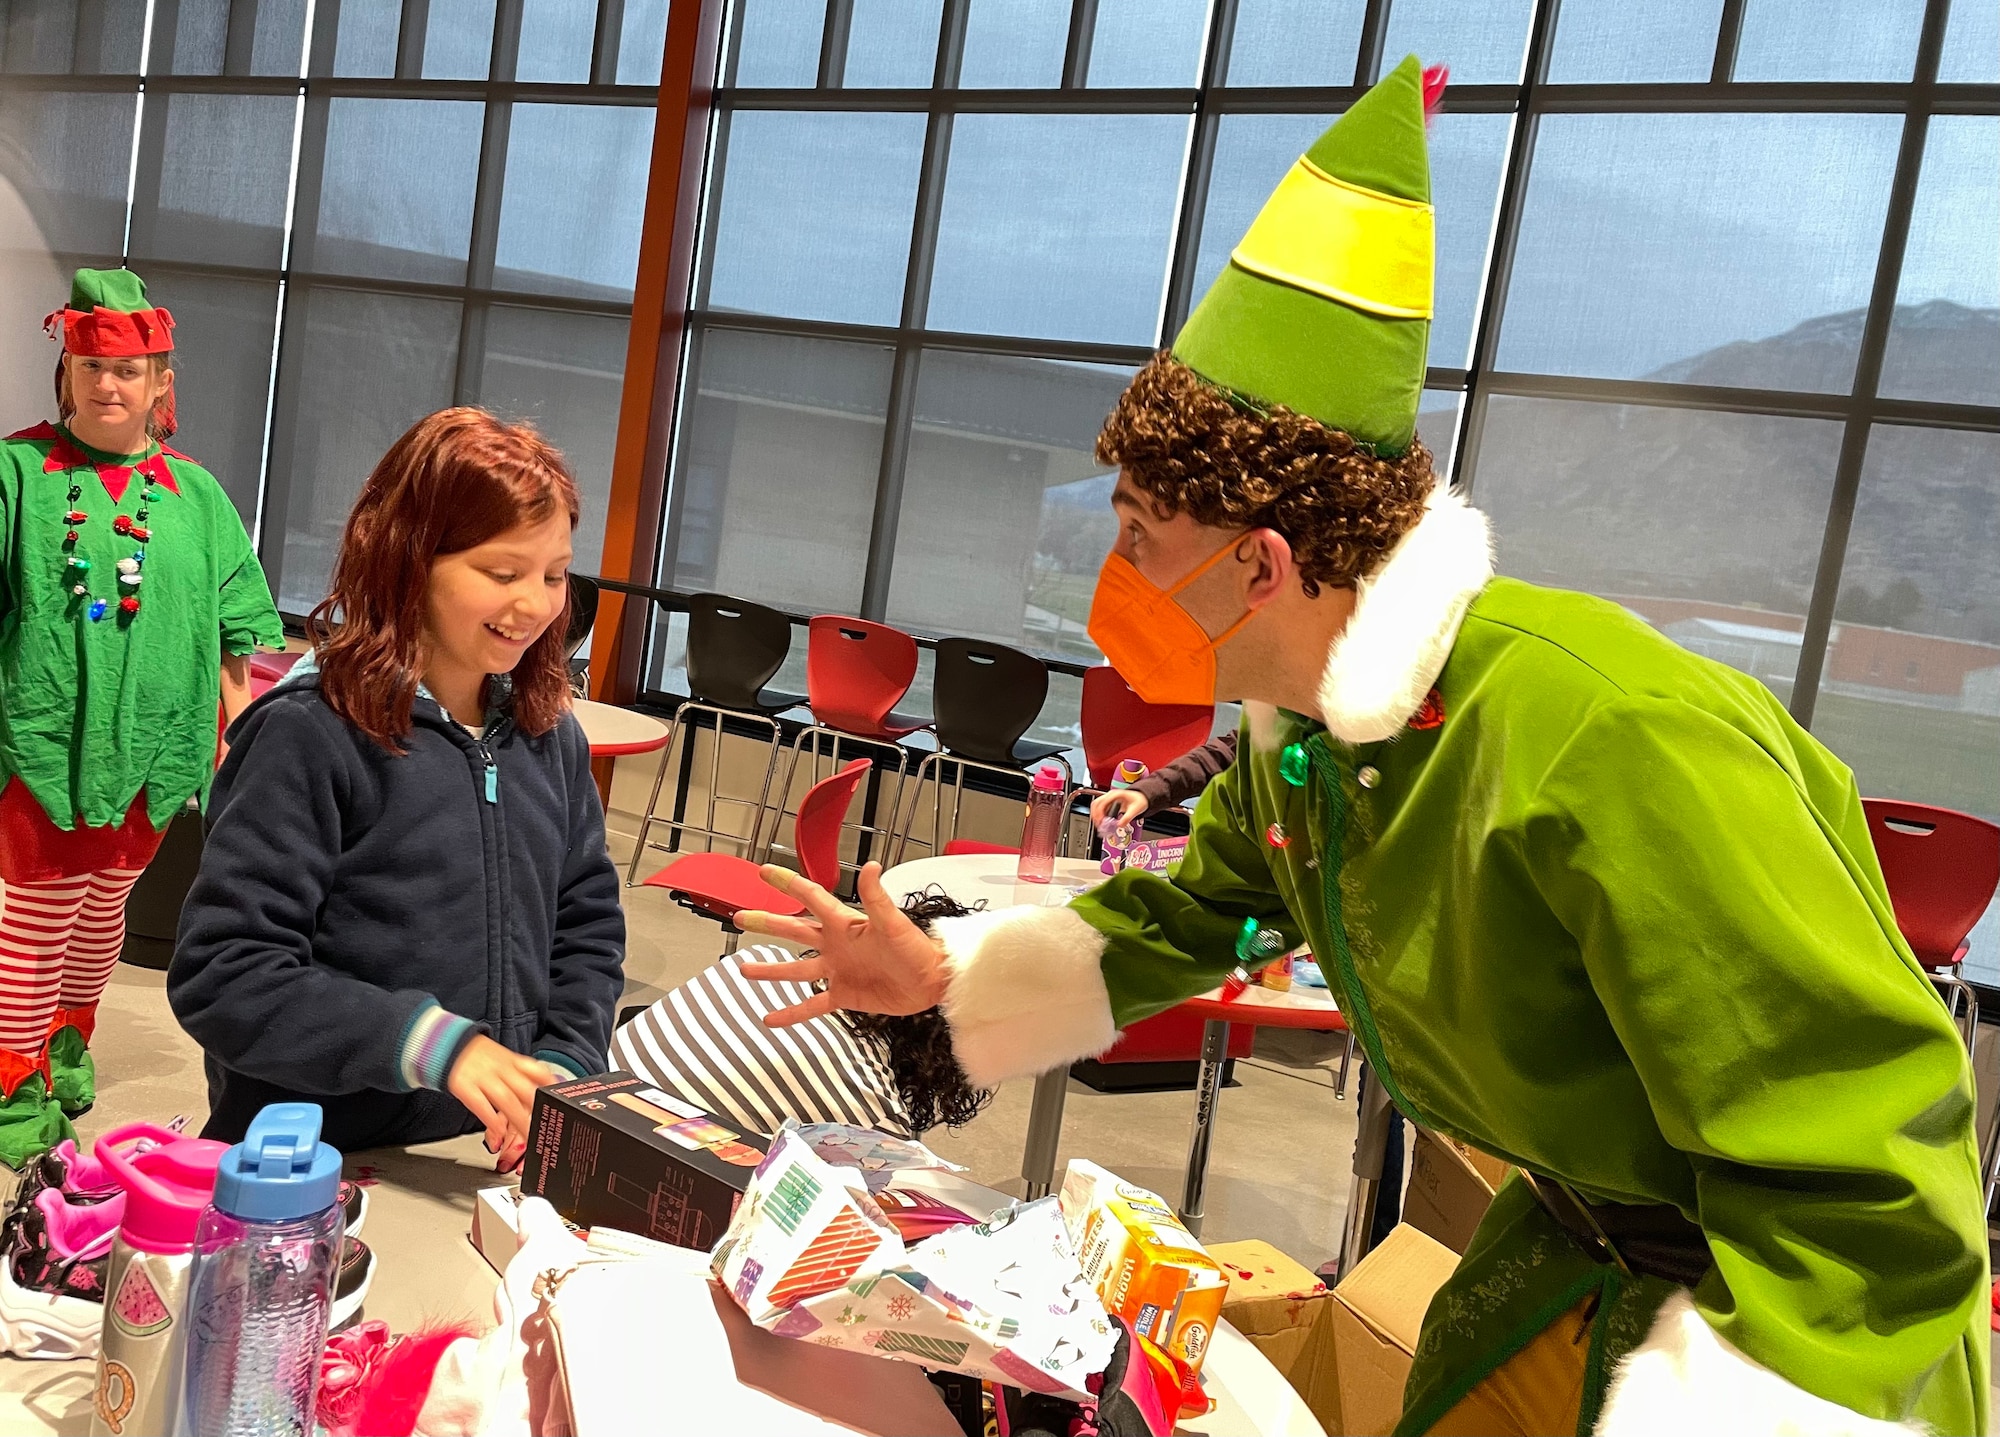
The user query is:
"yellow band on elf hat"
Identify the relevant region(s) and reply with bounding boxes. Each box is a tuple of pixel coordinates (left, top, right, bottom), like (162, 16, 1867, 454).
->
(1229, 157, 1434, 321)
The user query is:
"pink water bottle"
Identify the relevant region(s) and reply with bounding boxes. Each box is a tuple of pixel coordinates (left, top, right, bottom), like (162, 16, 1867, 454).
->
(92, 1125, 228, 1437)
(1017, 766, 1067, 882)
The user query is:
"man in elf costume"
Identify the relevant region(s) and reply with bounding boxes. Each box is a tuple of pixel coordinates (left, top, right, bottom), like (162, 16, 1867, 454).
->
(742, 57, 1988, 1435)
(0, 268, 282, 1168)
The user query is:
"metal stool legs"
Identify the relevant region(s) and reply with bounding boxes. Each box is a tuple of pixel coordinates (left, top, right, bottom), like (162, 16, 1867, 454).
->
(893, 751, 1076, 865)
(623, 701, 784, 887)
(770, 725, 916, 886)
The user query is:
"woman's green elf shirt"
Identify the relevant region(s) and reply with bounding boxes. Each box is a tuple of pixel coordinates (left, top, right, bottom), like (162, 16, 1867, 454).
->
(0, 424, 283, 830)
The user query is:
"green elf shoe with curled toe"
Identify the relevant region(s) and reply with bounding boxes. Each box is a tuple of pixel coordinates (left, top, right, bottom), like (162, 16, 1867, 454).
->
(0, 1062, 76, 1176)
(46, 1030, 93, 1120)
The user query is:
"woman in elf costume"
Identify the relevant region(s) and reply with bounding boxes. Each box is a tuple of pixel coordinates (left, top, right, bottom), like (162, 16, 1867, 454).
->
(0, 268, 282, 1168)
(737, 58, 1988, 1437)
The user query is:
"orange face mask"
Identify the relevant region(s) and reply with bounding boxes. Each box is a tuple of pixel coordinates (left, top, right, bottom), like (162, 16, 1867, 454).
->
(1087, 536, 1258, 707)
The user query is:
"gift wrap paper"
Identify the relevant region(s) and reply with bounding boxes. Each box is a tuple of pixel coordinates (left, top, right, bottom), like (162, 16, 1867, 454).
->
(714, 1125, 1117, 1400)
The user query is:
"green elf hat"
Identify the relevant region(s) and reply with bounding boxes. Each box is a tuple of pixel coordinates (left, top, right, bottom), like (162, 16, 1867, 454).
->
(1171, 54, 1438, 457)
(43, 267, 175, 357)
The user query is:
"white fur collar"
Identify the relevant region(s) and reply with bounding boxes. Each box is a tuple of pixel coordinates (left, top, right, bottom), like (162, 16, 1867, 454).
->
(1315, 488, 1493, 743)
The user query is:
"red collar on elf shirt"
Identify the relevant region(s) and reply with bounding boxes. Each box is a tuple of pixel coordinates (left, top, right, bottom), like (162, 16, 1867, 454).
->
(8, 422, 182, 503)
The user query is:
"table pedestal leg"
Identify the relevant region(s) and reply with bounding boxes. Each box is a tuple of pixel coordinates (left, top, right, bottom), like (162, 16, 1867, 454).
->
(1021, 1066, 1070, 1200)
(1178, 1019, 1231, 1238)
(1338, 1063, 1393, 1278)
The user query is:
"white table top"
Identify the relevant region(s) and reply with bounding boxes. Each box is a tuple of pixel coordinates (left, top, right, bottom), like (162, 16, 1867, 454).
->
(572, 698, 672, 756)
(881, 852, 1105, 910)
(1190, 979, 1343, 1017)
(1186, 1318, 1328, 1437)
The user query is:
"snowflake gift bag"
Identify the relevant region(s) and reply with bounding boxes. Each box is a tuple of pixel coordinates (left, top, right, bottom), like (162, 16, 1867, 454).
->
(712, 1124, 1117, 1400)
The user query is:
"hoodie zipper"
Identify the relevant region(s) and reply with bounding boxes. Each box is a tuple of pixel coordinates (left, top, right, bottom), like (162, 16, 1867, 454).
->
(476, 736, 499, 803)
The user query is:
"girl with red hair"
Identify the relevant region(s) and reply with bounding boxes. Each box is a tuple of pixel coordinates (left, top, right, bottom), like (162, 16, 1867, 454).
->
(169, 408, 624, 1160)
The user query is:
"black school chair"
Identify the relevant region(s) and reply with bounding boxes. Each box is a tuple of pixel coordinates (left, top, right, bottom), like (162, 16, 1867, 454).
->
(623, 594, 806, 887)
(893, 637, 1073, 863)
(563, 574, 599, 696)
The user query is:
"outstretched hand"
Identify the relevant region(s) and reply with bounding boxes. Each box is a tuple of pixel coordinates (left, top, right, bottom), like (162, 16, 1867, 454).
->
(736, 862, 948, 1029)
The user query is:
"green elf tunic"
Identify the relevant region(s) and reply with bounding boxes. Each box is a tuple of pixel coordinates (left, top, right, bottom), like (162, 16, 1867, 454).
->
(929, 494, 1987, 1435)
(0, 422, 283, 837)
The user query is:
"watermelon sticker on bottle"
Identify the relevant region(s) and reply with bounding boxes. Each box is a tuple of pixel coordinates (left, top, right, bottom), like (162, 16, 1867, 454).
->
(109, 1262, 173, 1338)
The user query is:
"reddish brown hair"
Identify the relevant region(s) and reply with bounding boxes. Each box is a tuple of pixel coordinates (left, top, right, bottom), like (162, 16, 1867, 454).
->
(308, 408, 580, 753)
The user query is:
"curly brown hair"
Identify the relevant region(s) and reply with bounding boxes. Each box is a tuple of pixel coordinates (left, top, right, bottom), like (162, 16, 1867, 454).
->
(841, 889, 995, 1133)
(1096, 353, 1436, 596)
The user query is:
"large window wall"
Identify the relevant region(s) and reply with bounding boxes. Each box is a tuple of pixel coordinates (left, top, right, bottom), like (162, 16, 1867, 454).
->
(0, 0, 668, 613)
(653, 0, 1997, 845)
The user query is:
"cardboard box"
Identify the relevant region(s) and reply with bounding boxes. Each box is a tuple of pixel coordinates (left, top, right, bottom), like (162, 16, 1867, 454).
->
(1207, 1239, 1340, 1434)
(1400, 1129, 1511, 1256)
(522, 1072, 770, 1251)
(472, 1185, 526, 1273)
(1058, 1158, 1228, 1372)
(1329, 1224, 1458, 1437)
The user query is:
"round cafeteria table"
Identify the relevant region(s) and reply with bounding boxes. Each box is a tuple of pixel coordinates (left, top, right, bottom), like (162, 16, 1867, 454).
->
(572, 698, 672, 758)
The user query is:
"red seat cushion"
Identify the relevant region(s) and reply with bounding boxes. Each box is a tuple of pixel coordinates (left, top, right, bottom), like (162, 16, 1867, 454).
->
(943, 839, 1018, 856)
(640, 851, 806, 919)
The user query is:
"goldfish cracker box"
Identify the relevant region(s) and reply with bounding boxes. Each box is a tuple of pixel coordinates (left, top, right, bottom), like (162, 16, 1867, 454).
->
(1057, 1159, 1228, 1374)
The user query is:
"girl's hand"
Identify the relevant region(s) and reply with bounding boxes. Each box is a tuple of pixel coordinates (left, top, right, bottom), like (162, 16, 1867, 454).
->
(447, 1036, 557, 1157)
(1089, 788, 1149, 829)
(737, 863, 948, 1027)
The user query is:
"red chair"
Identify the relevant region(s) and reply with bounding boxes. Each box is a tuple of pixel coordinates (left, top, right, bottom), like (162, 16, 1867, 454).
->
(1862, 798, 2000, 1051)
(771, 619, 931, 881)
(642, 758, 871, 952)
(804, 617, 927, 739)
(1080, 666, 1215, 790)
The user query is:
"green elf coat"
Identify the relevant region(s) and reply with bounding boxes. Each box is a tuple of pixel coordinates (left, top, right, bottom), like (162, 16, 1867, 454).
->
(0, 423, 283, 831)
(929, 494, 1987, 1435)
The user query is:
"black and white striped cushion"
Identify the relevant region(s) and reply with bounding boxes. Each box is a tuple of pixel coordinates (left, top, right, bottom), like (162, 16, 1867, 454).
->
(608, 946, 913, 1139)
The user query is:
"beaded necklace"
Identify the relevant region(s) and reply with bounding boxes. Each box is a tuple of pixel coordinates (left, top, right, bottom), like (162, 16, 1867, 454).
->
(49, 426, 163, 623)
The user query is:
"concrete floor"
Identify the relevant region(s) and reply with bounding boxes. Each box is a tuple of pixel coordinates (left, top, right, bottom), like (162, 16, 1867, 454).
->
(0, 815, 1364, 1432)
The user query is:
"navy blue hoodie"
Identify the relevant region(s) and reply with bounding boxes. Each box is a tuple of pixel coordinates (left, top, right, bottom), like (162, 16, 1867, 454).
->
(170, 668, 625, 1151)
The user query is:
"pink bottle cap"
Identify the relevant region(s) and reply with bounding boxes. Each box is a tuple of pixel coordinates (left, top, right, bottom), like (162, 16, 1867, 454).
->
(94, 1123, 228, 1254)
(1031, 766, 1065, 792)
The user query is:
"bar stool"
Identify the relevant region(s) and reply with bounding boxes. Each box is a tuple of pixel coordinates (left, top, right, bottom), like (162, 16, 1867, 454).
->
(1861, 798, 2000, 1215)
(562, 573, 599, 697)
(1863, 798, 2000, 1051)
(623, 593, 805, 887)
(768, 617, 929, 885)
(894, 637, 1072, 863)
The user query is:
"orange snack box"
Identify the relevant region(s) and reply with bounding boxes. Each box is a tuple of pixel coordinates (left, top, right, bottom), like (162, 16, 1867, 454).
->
(1058, 1159, 1229, 1373)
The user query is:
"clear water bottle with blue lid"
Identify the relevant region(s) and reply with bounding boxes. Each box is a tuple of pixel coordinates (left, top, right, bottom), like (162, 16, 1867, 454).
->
(175, 1102, 344, 1437)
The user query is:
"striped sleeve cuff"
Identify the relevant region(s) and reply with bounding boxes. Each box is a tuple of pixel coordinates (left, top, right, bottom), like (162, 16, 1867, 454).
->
(398, 1002, 479, 1091)
(535, 1050, 584, 1081)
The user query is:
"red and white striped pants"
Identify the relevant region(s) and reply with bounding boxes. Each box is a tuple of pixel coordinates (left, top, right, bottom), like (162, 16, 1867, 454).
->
(0, 868, 145, 1055)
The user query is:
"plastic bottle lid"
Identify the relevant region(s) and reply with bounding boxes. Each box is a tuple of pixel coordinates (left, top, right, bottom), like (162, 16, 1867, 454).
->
(94, 1124, 228, 1254)
(1031, 766, 1065, 793)
(1114, 758, 1147, 785)
(212, 1103, 343, 1223)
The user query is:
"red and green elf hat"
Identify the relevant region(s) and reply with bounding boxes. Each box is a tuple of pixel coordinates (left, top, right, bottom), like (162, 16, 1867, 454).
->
(43, 268, 175, 357)
(1171, 54, 1438, 457)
